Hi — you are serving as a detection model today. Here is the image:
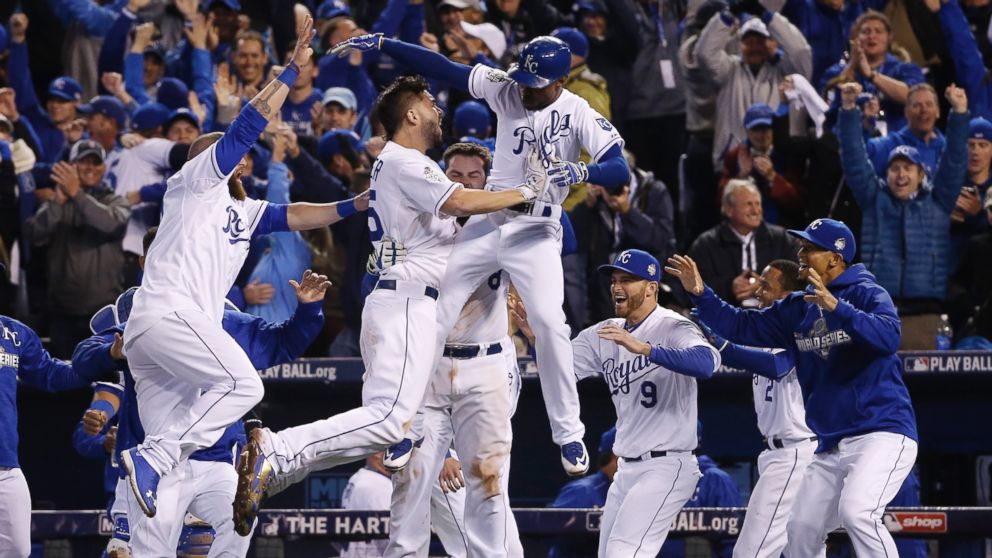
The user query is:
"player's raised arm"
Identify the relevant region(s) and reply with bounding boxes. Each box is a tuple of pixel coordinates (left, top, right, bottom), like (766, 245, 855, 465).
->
(439, 148, 545, 216)
(330, 34, 472, 91)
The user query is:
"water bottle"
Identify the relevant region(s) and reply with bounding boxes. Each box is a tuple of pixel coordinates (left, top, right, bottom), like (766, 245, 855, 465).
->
(935, 314, 953, 351)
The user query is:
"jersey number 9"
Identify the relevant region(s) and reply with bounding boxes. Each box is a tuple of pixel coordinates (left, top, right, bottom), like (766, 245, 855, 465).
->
(640, 381, 657, 408)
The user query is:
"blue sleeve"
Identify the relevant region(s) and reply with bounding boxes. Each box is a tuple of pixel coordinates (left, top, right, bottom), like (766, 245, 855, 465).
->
(891, 60, 925, 87)
(62, 0, 119, 37)
(932, 111, 971, 211)
(398, 1, 425, 44)
(224, 301, 325, 368)
(585, 144, 629, 187)
(381, 38, 472, 90)
(227, 286, 246, 310)
(124, 52, 151, 106)
(470, 53, 500, 68)
(941, 1, 986, 95)
(370, 0, 410, 38)
(361, 271, 379, 298)
(15, 322, 98, 391)
(647, 345, 717, 379)
(287, 149, 350, 203)
(550, 483, 594, 508)
(72, 421, 110, 460)
(70, 330, 121, 381)
(253, 203, 290, 237)
(165, 39, 194, 86)
(191, 48, 216, 131)
(559, 211, 577, 256)
(97, 8, 136, 77)
(720, 344, 794, 380)
(830, 289, 901, 354)
(8, 43, 45, 124)
(139, 181, 168, 203)
(215, 105, 268, 175)
(691, 286, 794, 349)
(838, 108, 882, 209)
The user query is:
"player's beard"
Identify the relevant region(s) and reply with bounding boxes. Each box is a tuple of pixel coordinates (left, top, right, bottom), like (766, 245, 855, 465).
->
(615, 285, 646, 319)
(229, 170, 247, 201)
(422, 115, 443, 148)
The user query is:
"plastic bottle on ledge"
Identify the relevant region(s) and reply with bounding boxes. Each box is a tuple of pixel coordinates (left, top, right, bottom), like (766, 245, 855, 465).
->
(935, 314, 953, 351)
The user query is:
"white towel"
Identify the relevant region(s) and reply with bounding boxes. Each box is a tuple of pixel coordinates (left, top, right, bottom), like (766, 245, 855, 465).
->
(784, 73, 830, 138)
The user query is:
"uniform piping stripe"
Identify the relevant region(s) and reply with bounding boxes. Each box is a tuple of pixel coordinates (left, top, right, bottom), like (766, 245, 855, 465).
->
(176, 313, 237, 440)
(634, 458, 684, 556)
(281, 299, 411, 460)
(446, 412, 470, 550)
(751, 447, 800, 558)
(871, 436, 907, 558)
(434, 181, 461, 217)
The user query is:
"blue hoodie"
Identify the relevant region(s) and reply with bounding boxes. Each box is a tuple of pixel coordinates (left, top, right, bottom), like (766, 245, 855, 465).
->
(691, 264, 917, 452)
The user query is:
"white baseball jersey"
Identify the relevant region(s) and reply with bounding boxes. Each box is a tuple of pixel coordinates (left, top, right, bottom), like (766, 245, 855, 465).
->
(340, 467, 393, 558)
(752, 364, 815, 441)
(107, 138, 175, 255)
(125, 143, 268, 339)
(467, 65, 623, 205)
(573, 306, 719, 458)
(369, 141, 461, 288)
(446, 270, 508, 344)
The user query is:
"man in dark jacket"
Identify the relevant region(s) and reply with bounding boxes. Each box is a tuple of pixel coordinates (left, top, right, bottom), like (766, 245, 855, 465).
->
(838, 82, 969, 348)
(24, 139, 130, 358)
(689, 179, 799, 307)
(669, 218, 917, 558)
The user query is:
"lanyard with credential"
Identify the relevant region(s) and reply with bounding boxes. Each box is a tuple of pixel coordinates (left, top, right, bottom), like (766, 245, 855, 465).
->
(650, 2, 668, 48)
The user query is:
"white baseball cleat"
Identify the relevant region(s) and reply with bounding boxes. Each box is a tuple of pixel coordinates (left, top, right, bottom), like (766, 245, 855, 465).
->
(383, 438, 415, 472)
(560, 440, 590, 477)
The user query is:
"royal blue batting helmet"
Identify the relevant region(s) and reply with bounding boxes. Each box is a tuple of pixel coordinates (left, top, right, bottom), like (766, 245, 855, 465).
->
(507, 36, 571, 88)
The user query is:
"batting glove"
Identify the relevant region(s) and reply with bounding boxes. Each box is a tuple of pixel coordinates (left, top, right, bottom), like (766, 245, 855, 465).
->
(547, 158, 588, 189)
(516, 148, 548, 201)
(330, 33, 385, 58)
(367, 238, 408, 274)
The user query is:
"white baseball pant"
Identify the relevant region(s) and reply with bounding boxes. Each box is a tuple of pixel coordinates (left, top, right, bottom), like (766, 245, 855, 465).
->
(262, 286, 440, 475)
(599, 454, 701, 558)
(733, 439, 819, 558)
(435, 211, 583, 445)
(388, 343, 523, 557)
(786, 432, 918, 557)
(126, 310, 263, 476)
(127, 460, 252, 557)
(0, 468, 30, 557)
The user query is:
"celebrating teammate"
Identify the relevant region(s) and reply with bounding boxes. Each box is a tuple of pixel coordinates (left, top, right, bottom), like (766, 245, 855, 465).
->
(668, 218, 918, 557)
(118, 16, 369, 520)
(233, 75, 548, 534)
(694, 260, 822, 558)
(330, 32, 630, 475)
(568, 249, 721, 557)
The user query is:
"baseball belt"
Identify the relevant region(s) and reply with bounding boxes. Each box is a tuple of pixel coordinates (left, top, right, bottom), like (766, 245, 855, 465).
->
(763, 436, 818, 450)
(374, 279, 439, 300)
(622, 449, 695, 463)
(442, 342, 503, 359)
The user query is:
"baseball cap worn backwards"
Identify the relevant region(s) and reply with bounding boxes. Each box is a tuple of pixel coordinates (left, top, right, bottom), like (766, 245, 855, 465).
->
(598, 249, 662, 282)
(787, 218, 856, 264)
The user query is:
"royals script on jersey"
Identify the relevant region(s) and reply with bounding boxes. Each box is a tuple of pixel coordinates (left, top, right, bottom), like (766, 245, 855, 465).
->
(125, 144, 268, 339)
(467, 65, 623, 205)
(368, 142, 461, 289)
(573, 307, 719, 458)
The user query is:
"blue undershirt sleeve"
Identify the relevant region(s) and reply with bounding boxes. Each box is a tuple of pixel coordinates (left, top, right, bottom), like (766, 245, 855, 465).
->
(585, 144, 629, 187)
(380, 38, 471, 89)
(214, 105, 268, 175)
(647, 345, 717, 379)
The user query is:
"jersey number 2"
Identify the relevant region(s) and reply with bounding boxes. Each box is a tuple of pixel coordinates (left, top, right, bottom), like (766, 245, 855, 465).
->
(765, 382, 774, 402)
(640, 381, 657, 408)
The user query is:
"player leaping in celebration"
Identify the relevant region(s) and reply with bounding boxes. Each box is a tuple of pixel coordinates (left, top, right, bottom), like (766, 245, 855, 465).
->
(525, 249, 721, 557)
(668, 218, 918, 557)
(233, 75, 549, 534)
(331, 32, 631, 475)
(121, 16, 368, 520)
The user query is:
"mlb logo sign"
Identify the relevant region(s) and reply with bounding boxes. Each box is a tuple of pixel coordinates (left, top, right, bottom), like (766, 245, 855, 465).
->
(905, 356, 929, 372)
(883, 512, 947, 533)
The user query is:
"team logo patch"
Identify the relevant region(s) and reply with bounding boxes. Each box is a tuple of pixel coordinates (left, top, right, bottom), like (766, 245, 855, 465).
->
(647, 263, 657, 276)
(486, 69, 509, 83)
(423, 166, 446, 184)
(596, 118, 613, 131)
(834, 238, 846, 251)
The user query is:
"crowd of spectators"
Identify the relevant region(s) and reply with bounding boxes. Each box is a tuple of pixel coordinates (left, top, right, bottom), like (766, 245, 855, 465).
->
(0, 0, 991, 357)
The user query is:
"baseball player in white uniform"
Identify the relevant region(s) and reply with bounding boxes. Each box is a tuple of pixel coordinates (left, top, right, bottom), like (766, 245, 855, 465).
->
(695, 260, 822, 558)
(120, 17, 370, 521)
(233, 75, 548, 533)
(564, 249, 720, 558)
(386, 143, 524, 558)
(330, 32, 632, 474)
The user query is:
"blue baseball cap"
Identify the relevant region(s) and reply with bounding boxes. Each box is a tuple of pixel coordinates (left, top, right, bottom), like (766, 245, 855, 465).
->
(970, 117, 992, 141)
(453, 100, 490, 138)
(551, 27, 588, 59)
(79, 95, 128, 129)
(132, 102, 170, 130)
(317, 129, 362, 162)
(143, 44, 166, 63)
(886, 144, 926, 171)
(507, 36, 571, 88)
(165, 107, 201, 131)
(47, 76, 83, 102)
(598, 249, 662, 282)
(322, 87, 358, 111)
(316, 0, 350, 19)
(156, 78, 190, 110)
(598, 427, 616, 454)
(787, 218, 856, 264)
(573, 0, 608, 14)
(744, 103, 774, 129)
